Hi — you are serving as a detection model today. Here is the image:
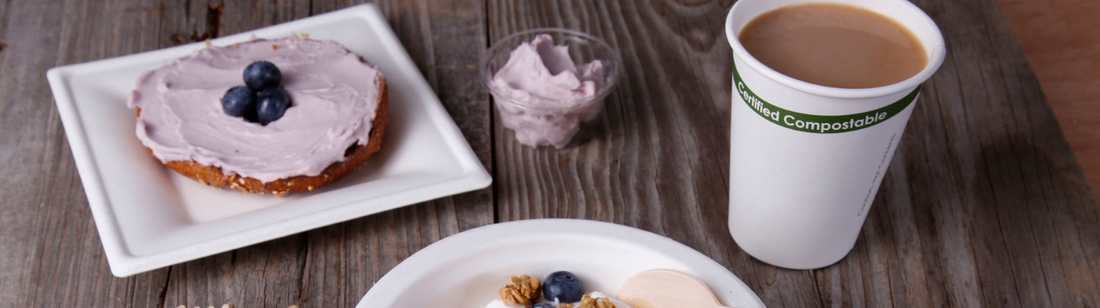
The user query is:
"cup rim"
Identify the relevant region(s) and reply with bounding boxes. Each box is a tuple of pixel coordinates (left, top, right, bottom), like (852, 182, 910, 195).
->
(479, 27, 623, 110)
(724, 0, 948, 99)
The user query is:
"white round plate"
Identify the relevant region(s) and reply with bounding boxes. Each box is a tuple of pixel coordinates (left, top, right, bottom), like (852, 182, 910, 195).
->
(356, 219, 766, 308)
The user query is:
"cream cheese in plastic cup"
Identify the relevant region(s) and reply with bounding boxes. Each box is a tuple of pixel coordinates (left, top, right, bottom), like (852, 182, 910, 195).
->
(724, 0, 946, 269)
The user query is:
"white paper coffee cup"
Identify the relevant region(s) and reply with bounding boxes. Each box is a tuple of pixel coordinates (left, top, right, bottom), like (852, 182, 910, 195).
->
(724, 0, 947, 269)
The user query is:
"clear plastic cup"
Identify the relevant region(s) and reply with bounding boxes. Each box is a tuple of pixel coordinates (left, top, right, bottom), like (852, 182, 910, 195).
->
(479, 28, 622, 148)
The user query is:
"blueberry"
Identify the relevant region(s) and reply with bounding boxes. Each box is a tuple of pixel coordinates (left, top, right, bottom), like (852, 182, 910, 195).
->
(243, 61, 282, 90)
(543, 271, 585, 303)
(531, 303, 556, 308)
(256, 87, 291, 125)
(221, 85, 255, 118)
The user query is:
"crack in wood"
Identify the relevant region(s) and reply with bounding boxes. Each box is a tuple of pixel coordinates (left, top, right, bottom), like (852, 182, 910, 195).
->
(296, 235, 309, 305)
(170, 3, 223, 44)
(157, 266, 172, 308)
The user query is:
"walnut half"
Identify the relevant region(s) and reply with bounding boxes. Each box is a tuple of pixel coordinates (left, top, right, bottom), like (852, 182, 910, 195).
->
(574, 294, 616, 308)
(499, 274, 542, 306)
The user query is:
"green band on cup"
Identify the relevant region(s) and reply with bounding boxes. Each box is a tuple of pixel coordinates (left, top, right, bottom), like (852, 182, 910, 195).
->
(733, 62, 921, 134)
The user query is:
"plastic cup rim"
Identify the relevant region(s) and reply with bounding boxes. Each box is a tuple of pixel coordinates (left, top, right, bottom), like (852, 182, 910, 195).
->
(479, 27, 623, 110)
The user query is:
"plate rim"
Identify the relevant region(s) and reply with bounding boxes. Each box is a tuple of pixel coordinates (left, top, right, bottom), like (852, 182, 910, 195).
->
(45, 4, 491, 277)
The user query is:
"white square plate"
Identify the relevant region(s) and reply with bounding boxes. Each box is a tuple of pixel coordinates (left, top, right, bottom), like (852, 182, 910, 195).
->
(357, 219, 766, 308)
(46, 4, 491, 277)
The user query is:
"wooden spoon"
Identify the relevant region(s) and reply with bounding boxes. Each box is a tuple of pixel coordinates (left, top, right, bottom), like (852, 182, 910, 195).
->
(616, 269, 731, 308)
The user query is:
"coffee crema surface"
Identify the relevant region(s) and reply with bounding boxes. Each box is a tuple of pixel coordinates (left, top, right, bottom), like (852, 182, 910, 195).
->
(739, 3, 927, 89)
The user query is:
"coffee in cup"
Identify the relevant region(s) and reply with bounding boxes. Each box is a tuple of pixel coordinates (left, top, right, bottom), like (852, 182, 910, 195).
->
(738, 3, 928, 89)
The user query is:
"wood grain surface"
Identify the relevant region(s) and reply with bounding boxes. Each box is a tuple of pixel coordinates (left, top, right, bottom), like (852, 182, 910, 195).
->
(996, 0, 1100, 192)
(0, 0, 1096, 307)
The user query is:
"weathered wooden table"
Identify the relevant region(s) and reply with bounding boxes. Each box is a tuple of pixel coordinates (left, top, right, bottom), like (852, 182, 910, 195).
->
(2, 0, 1097, 307)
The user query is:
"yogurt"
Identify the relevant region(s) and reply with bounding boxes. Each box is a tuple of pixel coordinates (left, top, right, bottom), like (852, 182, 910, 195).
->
(483, 291, 633, 308)
(489, 34, 610, 148)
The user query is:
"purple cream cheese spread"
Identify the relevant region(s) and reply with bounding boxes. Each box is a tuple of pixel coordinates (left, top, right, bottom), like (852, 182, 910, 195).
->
(127, 36, 383, 183)
(489, 34, 608, 148)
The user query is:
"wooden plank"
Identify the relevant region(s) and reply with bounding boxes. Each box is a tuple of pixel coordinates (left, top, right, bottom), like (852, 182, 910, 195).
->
(0, 0, 60, 305)
(996, 0, 1100, 192)
(0, 0, 171, 307)
(927, 0, 1089, 306)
